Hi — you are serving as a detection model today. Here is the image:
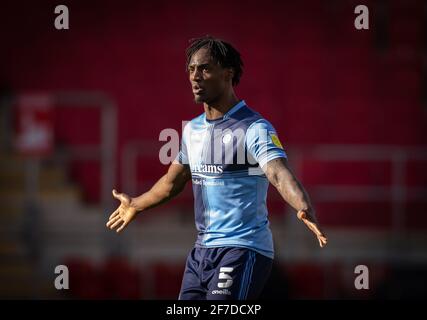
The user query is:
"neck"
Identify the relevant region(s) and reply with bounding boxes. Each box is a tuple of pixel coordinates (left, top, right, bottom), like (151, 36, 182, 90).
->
(204, 91, 239, 120)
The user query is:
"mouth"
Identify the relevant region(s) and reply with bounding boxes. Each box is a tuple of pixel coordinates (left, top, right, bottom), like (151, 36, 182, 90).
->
(192, 85, 205, 95)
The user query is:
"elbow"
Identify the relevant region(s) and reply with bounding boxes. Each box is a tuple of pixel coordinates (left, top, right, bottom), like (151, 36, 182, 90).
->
(169, 183, 185, 199)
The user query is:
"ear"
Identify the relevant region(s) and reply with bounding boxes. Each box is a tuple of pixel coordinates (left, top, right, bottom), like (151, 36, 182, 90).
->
(225, 68, 234, 83)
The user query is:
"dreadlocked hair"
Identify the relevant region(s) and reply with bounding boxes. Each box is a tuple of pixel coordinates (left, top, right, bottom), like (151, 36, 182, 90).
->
(185, 35, 244, 86)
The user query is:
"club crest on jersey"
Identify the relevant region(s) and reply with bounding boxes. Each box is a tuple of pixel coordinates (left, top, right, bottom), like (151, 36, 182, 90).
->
(222, 133, 232, 144)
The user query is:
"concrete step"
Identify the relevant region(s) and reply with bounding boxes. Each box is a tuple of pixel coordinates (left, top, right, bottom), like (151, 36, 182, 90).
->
(0, 205, 24, 222)
(0, 261, 33, 282)
(0, 207, 25, 242)
(0, 187, 82, 205)
(0, 167, 68, 190)
(0, 154, 26, 170)
(0, 242, 26, 258)
(0, 265, 36, 299)
(0, 282, 35, 299)
(42, 205, 103, 222)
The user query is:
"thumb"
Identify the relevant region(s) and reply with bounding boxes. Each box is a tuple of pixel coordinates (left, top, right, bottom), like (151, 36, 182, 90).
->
(112, 189, 130, 205)
(112, 189, 120, 199)
(297, 210, 307, 220)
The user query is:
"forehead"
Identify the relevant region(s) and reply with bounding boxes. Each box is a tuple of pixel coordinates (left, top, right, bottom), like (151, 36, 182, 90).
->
(189, 48, 215, 66)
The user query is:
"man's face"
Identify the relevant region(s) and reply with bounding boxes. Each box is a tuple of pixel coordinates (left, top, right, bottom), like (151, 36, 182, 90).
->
(188, 48, 232, 104)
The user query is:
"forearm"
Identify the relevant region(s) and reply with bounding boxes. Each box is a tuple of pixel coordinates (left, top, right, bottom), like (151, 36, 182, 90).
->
(274, 170, 327, 243)
(273, 169, 315, 217)
(265, 158, 319, 225)
(265, 158, 326, 246)
(130, 174, 184, 212)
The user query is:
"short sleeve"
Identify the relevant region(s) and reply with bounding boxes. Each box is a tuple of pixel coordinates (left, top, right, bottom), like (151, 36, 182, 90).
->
(245, 119, 287, 168)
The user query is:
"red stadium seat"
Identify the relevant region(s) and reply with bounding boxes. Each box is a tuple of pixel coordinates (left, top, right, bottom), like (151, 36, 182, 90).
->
(63, 257, 108, 300)
(102, 257, 142, 299)
(151, 262, 184, 299)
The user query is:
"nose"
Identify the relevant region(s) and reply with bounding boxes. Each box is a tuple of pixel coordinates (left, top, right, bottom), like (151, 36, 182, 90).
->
(190, 68, 202, 82)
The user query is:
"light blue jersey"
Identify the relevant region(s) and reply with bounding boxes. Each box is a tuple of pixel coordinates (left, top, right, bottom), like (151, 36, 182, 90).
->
(177, 100, 287, 259)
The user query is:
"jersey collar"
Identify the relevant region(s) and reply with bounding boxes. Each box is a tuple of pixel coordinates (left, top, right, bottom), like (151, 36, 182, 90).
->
(223, 99, 246, 119)
(203, 99, 247, 124)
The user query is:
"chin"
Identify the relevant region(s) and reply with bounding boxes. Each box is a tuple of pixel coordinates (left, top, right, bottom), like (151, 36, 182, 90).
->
(193, 95, 206, 104)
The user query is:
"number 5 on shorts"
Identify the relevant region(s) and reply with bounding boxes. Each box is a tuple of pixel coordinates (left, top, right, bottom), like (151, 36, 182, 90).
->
(218, 267, 234, 288)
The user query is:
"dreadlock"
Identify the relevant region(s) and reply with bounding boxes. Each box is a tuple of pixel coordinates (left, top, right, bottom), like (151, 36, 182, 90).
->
(185, 35, 244, 86)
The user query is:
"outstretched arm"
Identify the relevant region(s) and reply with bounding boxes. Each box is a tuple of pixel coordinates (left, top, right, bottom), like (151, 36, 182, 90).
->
(263, 157, 328, 247)
(129, 161, 191, 212)
(106, 162, 191, 233)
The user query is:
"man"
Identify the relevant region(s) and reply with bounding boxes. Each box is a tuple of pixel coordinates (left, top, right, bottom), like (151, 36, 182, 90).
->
(106, 36, 327, 300)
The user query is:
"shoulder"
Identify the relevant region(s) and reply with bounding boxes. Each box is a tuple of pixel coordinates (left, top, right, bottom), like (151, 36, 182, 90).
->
(246, 116, 277, 133)
(231, 105, 265, 129)
(190, 112, 205, 125)
(244, 113, 281, 147)
(182, 112, 205, 135)
(235, 103, 275, 130)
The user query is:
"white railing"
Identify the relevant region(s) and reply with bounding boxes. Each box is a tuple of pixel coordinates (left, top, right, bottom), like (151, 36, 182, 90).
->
(2, 91, 117, 212)
(54, 91, 117, 210)
(291, 145, 427, 233)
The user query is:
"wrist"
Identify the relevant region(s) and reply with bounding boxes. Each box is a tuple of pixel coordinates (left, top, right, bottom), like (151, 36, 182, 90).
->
(298, 207, 316, 220)
(130, 198, 142, 213)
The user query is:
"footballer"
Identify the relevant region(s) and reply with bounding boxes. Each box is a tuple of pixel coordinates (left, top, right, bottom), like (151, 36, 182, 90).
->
(106, 36, 327, 300)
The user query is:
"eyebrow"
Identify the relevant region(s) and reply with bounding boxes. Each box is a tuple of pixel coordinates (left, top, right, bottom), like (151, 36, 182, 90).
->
(188, 63, 211, 69)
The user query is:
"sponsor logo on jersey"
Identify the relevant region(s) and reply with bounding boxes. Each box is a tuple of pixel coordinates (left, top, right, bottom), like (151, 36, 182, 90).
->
(192, 164, 224, 174)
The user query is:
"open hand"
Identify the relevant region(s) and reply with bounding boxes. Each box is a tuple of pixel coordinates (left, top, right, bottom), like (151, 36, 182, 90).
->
(106, 189, 137, 233)
(297, 210, 328, 248)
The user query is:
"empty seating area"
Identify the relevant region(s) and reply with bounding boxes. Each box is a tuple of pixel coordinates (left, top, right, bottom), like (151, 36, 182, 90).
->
(0, 0, 426, 299)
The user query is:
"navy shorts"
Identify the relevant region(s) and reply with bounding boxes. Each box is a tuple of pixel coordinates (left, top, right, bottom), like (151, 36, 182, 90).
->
(178, 246, 273, 300)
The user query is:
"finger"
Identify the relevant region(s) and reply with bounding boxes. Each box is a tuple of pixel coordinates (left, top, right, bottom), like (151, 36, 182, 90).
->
(106, 215, 121, 227)
(305, 220, 319, 234)
(310, 223, 323, 236)
(319, 236, 327, 247)
(297, 210, 306, 220)
(110, 218, 124, 229)
(109, 209, 119, 220)
(107, 213, 122, 224)
(116, 220, 129, 233)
